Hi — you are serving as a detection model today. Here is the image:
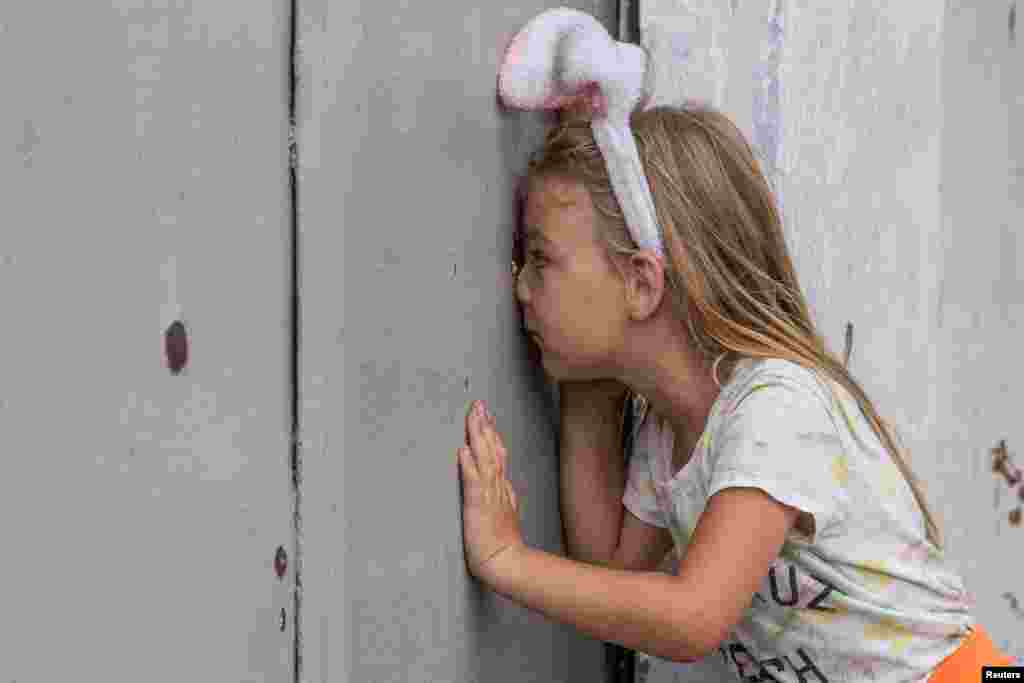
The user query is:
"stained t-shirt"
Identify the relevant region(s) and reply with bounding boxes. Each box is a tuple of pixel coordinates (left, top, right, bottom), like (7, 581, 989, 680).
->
(622, 357, 977, 683)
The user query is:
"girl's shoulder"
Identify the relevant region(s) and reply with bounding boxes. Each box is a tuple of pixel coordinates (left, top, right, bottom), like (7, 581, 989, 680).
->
(714, 357, 852, 439)
(725, 356, 836, 406)
(632, 356, 840, 437)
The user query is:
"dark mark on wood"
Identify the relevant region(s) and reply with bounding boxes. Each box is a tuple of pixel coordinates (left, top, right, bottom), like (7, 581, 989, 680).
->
(1011, 1, 1017, 44)
(843, 323, 854, 368)
(1004, 592, 1024, 618)
(274, 546, 288, 579)
(165, 320, 188, 375)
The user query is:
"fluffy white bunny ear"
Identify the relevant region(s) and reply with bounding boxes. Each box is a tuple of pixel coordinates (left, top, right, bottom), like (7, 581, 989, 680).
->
(497, 7, 650, 121)
(497, 8, 666, 261)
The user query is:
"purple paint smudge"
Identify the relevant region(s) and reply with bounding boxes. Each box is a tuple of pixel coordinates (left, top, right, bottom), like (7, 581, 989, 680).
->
(752, 0, 785, 218)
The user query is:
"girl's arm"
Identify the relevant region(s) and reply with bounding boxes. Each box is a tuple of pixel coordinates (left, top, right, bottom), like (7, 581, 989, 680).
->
(558, 381, 629, 565)
(486, 487, 800, 663)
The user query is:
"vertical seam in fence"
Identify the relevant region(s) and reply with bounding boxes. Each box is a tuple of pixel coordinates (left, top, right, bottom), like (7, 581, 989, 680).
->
(288, 0, 303, 681)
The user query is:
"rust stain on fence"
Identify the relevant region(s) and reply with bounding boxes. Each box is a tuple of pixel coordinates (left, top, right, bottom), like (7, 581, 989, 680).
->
(992, 440, 1024, 527)
(993, 440, 1022, 487)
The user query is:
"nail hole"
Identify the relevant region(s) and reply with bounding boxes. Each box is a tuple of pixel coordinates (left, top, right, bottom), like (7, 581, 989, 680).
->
(279, 608, 287, 632)
(165, 320, 188, 375)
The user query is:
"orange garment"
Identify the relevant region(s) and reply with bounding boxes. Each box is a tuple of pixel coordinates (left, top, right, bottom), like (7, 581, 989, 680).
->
(929, 624, 1015, 682)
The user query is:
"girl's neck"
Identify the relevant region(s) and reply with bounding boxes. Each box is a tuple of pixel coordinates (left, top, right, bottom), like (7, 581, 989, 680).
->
(669, 355, 742, 473)
(616, 315, 741, 457)
(623, 350, 727, 452)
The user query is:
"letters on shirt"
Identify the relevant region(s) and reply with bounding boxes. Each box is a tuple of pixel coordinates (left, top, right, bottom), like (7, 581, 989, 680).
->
(716, 561, 841, 682)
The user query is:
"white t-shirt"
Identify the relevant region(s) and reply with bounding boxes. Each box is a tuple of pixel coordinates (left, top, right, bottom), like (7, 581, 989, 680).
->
(622, 356, 976, 683)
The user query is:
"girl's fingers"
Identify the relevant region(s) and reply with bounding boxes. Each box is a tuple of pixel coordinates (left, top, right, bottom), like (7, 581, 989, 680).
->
(465, 402, 480, 448)
(458, 446, 477, 480)
(464, 401, 512, 485)
(506, 480, 518, 512)
(484, 417, 503, 479)
(469, 404, 495, 479)
(489, 446, 501, 479)
(482, 407, 510, 482)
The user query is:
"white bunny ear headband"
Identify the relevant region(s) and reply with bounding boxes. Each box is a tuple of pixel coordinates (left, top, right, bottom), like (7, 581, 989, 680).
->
(498, 7, 671, 262)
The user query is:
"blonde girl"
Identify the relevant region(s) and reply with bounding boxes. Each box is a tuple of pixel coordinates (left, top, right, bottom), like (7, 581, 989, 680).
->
(455, 10, 1018, 681)
(456, 101, 1019, 682)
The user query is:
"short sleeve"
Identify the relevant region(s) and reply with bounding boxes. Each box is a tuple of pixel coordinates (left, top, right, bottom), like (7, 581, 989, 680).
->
(706, 376, 847, 542)
(622, 410, 669, 529)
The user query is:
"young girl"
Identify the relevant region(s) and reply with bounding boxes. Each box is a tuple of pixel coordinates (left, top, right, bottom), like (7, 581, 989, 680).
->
(455, 101, 1019, 681)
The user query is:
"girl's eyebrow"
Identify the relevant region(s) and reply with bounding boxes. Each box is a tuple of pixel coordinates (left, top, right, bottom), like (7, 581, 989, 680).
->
(525, 226, 553, 245)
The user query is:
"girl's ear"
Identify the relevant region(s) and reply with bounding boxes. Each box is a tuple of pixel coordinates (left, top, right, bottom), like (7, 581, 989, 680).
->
(632, 249, 666, 298)
(624, 254, 665, 321)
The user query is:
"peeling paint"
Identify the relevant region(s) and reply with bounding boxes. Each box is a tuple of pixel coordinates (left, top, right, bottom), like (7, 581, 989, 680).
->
(991, 441, 1024, 530)
(992, 440, 1023, 487)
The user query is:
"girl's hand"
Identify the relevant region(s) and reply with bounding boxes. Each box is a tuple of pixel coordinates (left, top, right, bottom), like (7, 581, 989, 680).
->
(457, 401, 525, 585)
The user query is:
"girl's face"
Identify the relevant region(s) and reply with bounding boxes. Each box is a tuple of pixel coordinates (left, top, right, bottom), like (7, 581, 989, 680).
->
(516, 177, 629, 383)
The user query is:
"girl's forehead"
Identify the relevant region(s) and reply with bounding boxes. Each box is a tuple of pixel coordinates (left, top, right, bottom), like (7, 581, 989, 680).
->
(528, 175, 588, 207)
(524, 180, 595, 244)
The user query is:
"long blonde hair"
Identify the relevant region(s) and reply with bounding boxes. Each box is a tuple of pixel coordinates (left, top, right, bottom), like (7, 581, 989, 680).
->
(517, 104, 942, 549)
